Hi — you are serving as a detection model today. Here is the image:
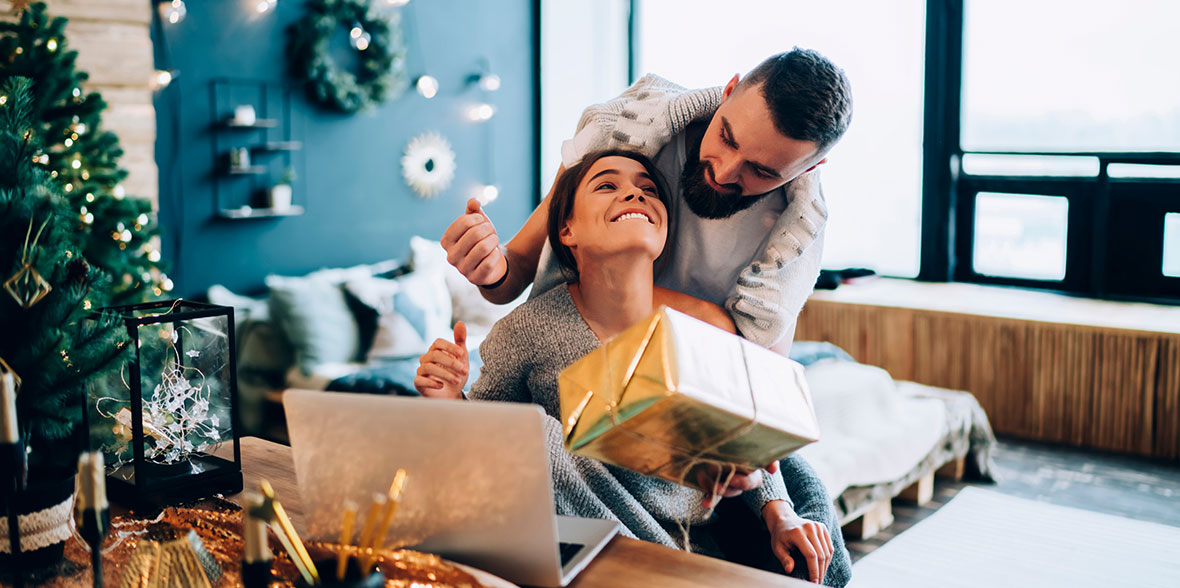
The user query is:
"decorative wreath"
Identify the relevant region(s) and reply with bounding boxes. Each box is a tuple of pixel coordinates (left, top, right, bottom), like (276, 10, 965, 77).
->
(402, 132, 456, 199)
(288, 0, 409, 113)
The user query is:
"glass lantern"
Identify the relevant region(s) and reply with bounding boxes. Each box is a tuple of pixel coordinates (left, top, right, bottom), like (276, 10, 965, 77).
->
(86, 300, 242, 507)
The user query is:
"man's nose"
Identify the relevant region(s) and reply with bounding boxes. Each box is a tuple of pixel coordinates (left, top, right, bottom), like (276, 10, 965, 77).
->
(713, 157, 741, 185)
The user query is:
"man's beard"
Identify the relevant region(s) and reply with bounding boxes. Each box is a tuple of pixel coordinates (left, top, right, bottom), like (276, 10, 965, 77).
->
(680, 156, 770, 220)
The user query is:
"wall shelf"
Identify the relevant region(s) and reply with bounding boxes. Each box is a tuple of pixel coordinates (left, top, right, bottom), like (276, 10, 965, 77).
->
(217, 205, 305, 220)
(222, 119, 279, 129)
(210, 79, 303, 219)
(253, 141, 303, 152)
(227, 165, 268, 175)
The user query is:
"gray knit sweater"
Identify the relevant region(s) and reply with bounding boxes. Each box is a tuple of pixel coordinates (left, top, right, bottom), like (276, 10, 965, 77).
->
(468, 286, 792, 549)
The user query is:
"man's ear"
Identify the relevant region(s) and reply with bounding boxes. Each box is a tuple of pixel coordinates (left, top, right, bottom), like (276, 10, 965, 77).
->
(804, 158, 828, 174)
(721, 74, 741, 99)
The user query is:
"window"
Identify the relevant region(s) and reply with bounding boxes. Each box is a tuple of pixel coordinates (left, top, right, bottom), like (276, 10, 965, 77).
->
(540, 0, 630, 195)
(921, 0, 1180, 301)
(972, 193, 1068, 281)
(962, 0, 1180, 153)
(635, 0, 926, 277)
(1165, 213, 1180, 278)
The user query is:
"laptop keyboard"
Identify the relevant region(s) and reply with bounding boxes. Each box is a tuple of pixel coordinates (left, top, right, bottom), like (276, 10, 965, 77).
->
(558, 542, 584, 567)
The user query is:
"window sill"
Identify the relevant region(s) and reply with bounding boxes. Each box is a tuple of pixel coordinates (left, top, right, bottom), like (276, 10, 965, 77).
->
(809, 278, 1180, 336)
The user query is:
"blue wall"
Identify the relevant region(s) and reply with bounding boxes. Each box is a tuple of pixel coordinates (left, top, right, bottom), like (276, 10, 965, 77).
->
(153, 0, 536, 298)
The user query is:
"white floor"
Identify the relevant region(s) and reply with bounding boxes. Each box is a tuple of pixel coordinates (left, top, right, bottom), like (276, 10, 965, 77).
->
(850, 487, 1180, 588)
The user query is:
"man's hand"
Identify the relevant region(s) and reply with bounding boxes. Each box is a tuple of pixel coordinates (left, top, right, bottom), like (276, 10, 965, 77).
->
(441, 199, 508, 287)
(763, 500, 833, 584)
(414, 322, 470, 399)
(697, 461, 781, 508)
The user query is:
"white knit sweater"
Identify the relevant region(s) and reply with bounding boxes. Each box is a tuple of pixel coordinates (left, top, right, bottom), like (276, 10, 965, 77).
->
(558, 75, 827, 348)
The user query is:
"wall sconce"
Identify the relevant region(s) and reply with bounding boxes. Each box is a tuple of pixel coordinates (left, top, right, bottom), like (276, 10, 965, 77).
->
(468, 59, 501, 92)
(474, 184, 499, 205)
(152, 69, 179, 90)
(415, 75, 439, 99)
(159, 0, 186, 24)
(466, 103, 495, 122)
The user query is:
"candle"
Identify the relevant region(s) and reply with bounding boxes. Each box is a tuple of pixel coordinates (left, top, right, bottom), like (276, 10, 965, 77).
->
(355, 493, 386, 570)
(76, 452, 108, 512)
(243, 493, 273, 564)
(1, 364, 18, 443)
(370, 470, 408, 555)
(335, 501, 357, 581)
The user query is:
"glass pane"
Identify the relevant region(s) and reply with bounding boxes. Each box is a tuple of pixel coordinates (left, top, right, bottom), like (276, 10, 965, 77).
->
(1108, 164, 1180, 179)
(541, 0, 630, 190)
(636, 0, 925, 277)
(1165, 213, 1180, 278)
(973, 192, 1069, 280)
(963, 0, 1180, 152)
(961, 154, 1098, 177)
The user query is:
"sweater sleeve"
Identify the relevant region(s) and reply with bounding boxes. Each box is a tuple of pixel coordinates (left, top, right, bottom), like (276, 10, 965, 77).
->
(560, 74, 721, 167)
(467, 315, 531, 404)
(740, 467, 793, 514)
(726, 170, 827, 349)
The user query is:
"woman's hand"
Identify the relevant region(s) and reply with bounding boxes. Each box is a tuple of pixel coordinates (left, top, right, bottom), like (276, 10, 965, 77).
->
(414, 322, 469, 399)
(762, 499, 833, 584)
(697, 461, 781, 508)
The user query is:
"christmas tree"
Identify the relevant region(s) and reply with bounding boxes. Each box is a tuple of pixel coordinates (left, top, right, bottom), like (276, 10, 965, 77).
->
(0, 76, 128, 467)
(0, 2, 168, 305)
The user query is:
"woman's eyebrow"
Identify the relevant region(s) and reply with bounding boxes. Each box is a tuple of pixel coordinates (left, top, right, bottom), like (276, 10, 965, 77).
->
(587, 169, 620, 183)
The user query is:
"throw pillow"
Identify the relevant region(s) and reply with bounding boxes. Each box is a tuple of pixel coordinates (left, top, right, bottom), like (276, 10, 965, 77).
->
(345, 269, 452, 360)
(207, 284, 269, 325)
(408, 236, 526, 332)
(266, 273, 364, 375)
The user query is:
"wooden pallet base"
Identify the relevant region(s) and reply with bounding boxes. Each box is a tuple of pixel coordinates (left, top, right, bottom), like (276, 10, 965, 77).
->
(936, 456, 966, 481)
(898, 472, 935, 505)
(842, 499, 894, 540)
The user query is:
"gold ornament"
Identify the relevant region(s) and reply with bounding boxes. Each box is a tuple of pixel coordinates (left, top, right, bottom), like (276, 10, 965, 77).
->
(5, 217, 53, 309)
(4, 263, 51, 308)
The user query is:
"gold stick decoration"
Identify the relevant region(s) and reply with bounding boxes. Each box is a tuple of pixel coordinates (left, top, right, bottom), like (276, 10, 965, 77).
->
(355, 493, 386, 571)
(335, 501, 358, 582)
(252, 479, 319, 585)
(369, 470, 409, 557)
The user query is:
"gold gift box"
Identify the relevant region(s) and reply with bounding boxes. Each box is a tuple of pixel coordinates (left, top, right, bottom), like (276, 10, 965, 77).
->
(558, 307, 820, 492)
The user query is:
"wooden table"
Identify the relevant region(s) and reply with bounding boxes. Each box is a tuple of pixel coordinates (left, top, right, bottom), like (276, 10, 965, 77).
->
(228, 437, 808, 587)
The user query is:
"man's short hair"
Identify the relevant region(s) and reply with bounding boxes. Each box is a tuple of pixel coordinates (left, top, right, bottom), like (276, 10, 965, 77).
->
(739, 48, 853, 153)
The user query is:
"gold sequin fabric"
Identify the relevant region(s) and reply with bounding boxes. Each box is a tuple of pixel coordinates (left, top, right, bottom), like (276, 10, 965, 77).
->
(25, 499, 488, 588)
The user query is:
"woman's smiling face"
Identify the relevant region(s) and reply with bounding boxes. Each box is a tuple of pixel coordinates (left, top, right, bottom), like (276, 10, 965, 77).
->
(559, 155, 669, 268)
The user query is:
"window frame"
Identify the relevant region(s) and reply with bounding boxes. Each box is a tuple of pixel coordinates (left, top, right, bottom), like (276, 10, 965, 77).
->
(921, 0, 1180, 303)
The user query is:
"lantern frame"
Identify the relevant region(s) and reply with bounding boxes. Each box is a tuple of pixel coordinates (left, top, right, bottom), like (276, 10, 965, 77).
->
(87, 299, 242, 507)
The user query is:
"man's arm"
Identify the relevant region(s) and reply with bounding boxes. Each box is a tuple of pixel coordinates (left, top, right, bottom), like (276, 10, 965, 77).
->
(726, 171, 827, 354)
(441, 165, 565, 304)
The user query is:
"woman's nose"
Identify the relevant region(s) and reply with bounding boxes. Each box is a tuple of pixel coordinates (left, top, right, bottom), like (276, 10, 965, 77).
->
(623, 189, 645, 202)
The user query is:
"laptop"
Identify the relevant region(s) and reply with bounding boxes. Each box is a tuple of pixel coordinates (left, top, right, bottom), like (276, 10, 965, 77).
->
(283, 389, 619, 587)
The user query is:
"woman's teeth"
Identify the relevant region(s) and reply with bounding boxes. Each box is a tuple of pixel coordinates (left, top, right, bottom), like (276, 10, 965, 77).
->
(613, 212, 650, 223)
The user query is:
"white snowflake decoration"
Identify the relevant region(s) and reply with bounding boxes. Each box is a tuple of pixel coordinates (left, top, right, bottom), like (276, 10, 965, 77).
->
(98, 324, 228, 468)
(401, 131, 456, 199)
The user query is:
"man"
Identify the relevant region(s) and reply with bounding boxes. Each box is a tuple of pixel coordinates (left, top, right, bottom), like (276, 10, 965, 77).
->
(443, 48, 852, 354)
(433, 49, 853, 586)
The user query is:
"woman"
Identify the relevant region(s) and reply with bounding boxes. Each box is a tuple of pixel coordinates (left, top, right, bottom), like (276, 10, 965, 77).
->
(416, 150, 849, 586)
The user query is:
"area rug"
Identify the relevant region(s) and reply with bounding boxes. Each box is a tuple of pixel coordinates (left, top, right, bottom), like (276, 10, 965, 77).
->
(849, 487, 1180, 587)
